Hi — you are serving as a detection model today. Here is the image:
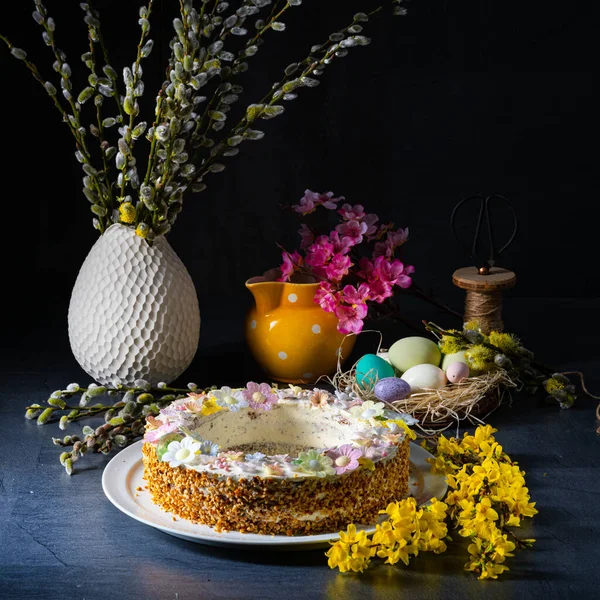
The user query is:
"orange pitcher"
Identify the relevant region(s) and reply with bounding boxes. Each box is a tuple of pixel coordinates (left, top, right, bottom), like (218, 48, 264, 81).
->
(245, 276, 356, 384)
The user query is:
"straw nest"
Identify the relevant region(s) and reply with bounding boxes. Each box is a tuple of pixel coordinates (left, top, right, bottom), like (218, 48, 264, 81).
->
(326, 364, 518, 436)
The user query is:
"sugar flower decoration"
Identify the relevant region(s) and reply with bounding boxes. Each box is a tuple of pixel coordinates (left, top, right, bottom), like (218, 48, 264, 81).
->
(326, 444, 363, 474)
(297, 449, 335, 477)
(199, 440, 220, 456)
(383, 409, 419, 426)
(309, 389, 330, 409)
(245, 452, 267, 462)
(161, 437, 201, 468)
(349, 400, 385, 421)
(212, 386, 248, 412)
(243, 382, 278, 410)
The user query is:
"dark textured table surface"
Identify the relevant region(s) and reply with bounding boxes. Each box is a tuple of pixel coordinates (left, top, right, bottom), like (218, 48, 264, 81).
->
(2, 299, 600, 600)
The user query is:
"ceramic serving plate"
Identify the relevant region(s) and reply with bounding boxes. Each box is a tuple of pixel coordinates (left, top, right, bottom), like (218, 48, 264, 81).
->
(102, 440, 447, 550)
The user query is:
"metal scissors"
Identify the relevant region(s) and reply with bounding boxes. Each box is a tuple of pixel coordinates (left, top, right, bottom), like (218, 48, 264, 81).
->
(450, 194, 518, 275)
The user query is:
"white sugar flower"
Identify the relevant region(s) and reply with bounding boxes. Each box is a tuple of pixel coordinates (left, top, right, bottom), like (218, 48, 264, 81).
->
(212, 386, 248, 412)
(161, 436, 201, 467)
(383, 409, 419, 426)
(349, 400, 385, 421)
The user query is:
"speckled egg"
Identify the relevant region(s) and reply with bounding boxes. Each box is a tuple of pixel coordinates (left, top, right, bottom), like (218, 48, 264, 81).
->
(401, 364, 447, 393)
(355, 354, 396, 388)
(374, 377, 412, 402)
(388, 336, 441, 374)
(446, 361, 470, 383)
(441, 350, 468, 372)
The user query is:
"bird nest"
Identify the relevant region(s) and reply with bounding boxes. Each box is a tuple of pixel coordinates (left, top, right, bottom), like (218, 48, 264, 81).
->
(327, 366, 518, 436)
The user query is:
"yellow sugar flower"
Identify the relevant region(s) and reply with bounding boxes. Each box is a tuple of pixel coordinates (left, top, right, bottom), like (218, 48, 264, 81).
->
(200, 397, 223, 416)
(387, 419, 417, 440)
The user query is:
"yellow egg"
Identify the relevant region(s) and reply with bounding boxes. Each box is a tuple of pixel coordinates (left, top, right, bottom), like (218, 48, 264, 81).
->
(388, 336, 441, 374)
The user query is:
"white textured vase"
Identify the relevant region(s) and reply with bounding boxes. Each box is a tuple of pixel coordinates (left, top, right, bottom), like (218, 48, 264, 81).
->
(68, 223, 200, 387)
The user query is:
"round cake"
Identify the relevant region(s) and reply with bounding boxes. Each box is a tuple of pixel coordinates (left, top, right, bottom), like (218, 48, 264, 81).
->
(142, 382, 416, 536)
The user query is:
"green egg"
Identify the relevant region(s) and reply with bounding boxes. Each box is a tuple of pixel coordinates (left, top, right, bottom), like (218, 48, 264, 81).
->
(156, 432, 184, 461)
(388, 336, 441, 374)
(441, 350, 469, 372)
(355, 354, 396, 388)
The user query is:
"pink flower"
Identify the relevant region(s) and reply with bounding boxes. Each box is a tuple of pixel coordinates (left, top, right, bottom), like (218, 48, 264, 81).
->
(388, 227, 409, 248)
(294, 189, 343, 214)
(335, 303, 368, 334)
(329, 230, 353, 255)
(314, 282, 338, 313)
(298, 224, 314, 249)
(338, 203, 365, 221)
(278, 250, 303, 282)
(368, 279, 393, 303)
(374, 256, 414, 289)
(363, 213, 379, 237)
(315, 191, 344, 210)
(294, 192, 316, 215)
(144, 420, 179, 443)
(325, 253, 352, 282)
(326, 444, 362, 474)
(342, 283, 371, 305)
(242, 382, 278, 411)
(335, 219, 368, 245)
(356, 257, 375, 280)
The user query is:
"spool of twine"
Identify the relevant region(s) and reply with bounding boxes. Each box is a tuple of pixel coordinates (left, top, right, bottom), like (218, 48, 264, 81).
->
(453, 267, 516, 334)
(464, 290, 504, 333)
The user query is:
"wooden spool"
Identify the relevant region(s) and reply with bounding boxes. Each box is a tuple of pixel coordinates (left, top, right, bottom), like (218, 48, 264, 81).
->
(452, 266, 516, 334)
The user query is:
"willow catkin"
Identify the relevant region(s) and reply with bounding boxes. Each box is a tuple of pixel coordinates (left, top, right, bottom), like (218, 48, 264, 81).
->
(463, 290, 504, 334)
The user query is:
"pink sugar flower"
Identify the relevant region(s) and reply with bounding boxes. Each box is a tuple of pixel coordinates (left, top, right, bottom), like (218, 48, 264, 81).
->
(342, 283, 371, 306)
(335, 219, 368, 245)
(144, 420, 179, 443)
(325, 253, 352, 282)
(243, 382, 278, 410)
(326, 444, 362, 474)
(335, 302, 368, 334)
(314, 282, 338, 313)
(338, 203, 366, 221)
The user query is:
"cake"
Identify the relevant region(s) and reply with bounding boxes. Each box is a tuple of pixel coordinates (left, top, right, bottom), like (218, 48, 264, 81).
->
(142, 382, 415, 536)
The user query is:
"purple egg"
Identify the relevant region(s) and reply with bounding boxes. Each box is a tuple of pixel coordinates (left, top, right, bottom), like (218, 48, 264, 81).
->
(446, 361, 469, 383)
(374, 377, 412, 403)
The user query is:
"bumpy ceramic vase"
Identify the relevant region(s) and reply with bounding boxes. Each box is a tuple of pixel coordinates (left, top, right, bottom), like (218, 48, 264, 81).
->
(68, 223, 200, 387)
(245, 277, 356, 384)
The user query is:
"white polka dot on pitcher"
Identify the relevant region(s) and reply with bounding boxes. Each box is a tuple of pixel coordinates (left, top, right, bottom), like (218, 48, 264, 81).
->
(303, 372, 313, 379)
(312, 324, 321, 334)
(287, 293, 298, 303)
(250, 320, 257, 329)
(278, 351, 287, 360)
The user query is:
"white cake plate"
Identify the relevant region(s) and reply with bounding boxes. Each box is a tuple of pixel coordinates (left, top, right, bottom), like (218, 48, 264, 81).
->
(102, 440, 447, 550)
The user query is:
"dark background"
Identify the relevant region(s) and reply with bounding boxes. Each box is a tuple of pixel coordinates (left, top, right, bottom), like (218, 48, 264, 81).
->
(0, 0, 596, 381)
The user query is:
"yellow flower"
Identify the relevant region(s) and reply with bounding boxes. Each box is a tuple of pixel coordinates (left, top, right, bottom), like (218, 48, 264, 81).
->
(544, 377, 566, 393)
(475, 497, 499, 522)
(439, 332, 466, 355)
(135, 223, 149, 238)
(326, 542, 351, 571)
(479, 561, 509, 580)
(200, 397, 223, 416)
(488, 331, 521, 354)
(464, 345, 495, 372)
(118, 201, 137, 224)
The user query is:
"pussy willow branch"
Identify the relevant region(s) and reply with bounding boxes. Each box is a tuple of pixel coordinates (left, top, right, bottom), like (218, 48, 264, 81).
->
(197, 5, 385, 181)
